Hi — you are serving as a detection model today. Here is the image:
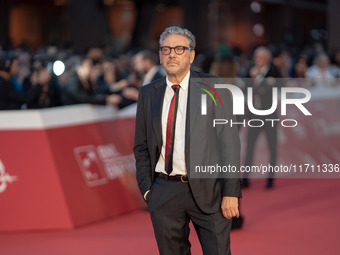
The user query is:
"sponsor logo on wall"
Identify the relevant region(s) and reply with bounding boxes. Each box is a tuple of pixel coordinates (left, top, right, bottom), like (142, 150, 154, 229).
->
(74, 144, 135, 187)
(0, 159, 18, 194)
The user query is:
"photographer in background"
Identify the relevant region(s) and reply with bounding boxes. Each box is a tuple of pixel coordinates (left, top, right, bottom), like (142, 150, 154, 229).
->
(22, 57, 63, 109)
(0, 53, 42, 110)
(62, 57, 122, 107)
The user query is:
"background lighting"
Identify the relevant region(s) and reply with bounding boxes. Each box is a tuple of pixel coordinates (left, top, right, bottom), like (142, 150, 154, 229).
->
(53, 60, 65, 76)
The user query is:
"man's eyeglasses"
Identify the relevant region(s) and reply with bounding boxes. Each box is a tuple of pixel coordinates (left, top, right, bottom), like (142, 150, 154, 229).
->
(160, 46, 192, 55)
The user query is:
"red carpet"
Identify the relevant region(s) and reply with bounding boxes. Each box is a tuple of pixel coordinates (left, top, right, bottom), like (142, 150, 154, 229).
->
(0, 178, 339, 255)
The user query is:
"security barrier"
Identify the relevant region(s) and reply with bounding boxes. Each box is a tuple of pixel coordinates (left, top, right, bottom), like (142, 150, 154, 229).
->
(0, 104, 144, 231)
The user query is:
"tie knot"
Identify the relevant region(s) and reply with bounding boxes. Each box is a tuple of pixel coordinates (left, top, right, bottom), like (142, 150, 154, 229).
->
(172, 84, 180, 94)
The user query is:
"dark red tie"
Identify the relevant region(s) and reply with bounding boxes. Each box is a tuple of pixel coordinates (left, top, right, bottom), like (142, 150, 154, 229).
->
(165, 85, 180, 175)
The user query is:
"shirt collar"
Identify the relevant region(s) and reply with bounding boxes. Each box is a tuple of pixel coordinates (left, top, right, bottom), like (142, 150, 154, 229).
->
(166, 70, 190, 91)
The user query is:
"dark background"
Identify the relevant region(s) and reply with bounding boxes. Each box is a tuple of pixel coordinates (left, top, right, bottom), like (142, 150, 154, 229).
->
(0, 0, 338, 54)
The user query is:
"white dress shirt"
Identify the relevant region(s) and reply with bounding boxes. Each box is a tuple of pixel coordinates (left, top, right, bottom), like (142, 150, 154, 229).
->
(155, 71, 190, 176)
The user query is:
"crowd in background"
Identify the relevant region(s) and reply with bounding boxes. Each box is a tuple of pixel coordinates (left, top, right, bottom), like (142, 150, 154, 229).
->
(1, 40, 340, 111)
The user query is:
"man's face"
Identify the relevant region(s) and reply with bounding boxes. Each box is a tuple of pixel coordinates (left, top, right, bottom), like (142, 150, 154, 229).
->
(317, 55, 329, 69)
(255, 49, 270, 68)
(159, 34, 195, 77)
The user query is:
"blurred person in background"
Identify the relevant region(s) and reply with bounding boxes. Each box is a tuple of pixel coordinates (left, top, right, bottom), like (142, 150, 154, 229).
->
(108, 52, 148, 108)
(98, 57, 129, 95)
(97, 56, 138, 108)
(16, 51, 31, 87)
(293, 55, 309, 79)
(133, 49, 165, 85)
(56, 55, 78, 88)
(331, 49, 340, 70)
(8, 60, 23, 93)
(209, 54, 238, 79)
(62, 57, 122, 107)
(307, 53, 337, 88)
(117, 49, 166, 105)
(118, 71, 142, 108)
(209, 54, 246, 131)
(97, 57, 119, 94)
(330, 49, 340, 78)
(23, 57, 43, 93)
(117, 53, 133, 79)
(8, 51, 31, 93)
(243, 46, 281, 189)
(0, 54, 42, 110)
(22, 60, 62, 109)
(272, 48, 292, 78)
(289, 55, 313, 89)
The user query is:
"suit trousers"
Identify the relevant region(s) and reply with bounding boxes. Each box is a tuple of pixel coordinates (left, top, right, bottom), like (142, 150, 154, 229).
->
(147, 177, 232, 255)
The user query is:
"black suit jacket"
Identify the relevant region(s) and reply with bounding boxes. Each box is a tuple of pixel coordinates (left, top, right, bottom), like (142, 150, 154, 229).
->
(134, 71, 241, 213)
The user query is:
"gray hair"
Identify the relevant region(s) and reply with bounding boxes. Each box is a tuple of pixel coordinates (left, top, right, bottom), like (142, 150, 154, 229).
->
(159, 26, 196, 49)
(254, 46, 272, 59)
(314, 53, 329, 65)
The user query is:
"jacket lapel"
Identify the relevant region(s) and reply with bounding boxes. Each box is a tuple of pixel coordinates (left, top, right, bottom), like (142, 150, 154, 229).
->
(185, 71, 201, 173)
(151, 80, 166, 151)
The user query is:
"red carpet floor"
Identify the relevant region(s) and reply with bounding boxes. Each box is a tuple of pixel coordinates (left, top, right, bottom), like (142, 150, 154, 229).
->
(1, 178, 339, 255)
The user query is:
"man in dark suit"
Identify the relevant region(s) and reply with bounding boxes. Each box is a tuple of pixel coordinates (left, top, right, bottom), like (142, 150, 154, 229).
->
(133, 49, 165, 85)
(134, 26, 241, 255)
(243, 46, 282, 188)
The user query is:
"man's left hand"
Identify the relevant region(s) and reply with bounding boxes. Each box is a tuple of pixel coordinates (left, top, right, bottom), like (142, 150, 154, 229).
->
(221, 196, 239, 219)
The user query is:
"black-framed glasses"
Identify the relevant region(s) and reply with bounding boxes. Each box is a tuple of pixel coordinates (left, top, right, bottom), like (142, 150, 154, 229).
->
(160, 46, 192, 55)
